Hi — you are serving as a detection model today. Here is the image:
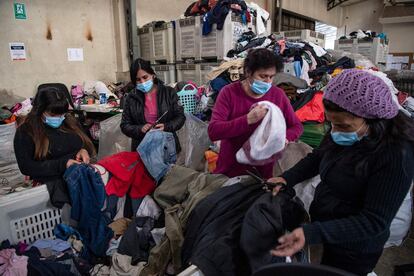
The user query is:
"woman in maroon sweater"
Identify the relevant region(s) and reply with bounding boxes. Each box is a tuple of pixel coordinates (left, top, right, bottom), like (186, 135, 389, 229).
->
(208, 49, 303, 179)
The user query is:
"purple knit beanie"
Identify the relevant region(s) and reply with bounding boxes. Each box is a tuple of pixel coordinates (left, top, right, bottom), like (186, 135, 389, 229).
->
(324, 69, 399, 119)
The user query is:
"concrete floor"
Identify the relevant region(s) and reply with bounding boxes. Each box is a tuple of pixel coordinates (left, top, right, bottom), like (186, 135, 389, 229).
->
(309, 219, 414, 276)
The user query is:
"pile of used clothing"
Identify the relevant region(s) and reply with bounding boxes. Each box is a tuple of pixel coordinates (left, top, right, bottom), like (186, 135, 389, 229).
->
(184, 0, 270, 37)
(70, 81, 120, 107)
(338, 29, 388, 42)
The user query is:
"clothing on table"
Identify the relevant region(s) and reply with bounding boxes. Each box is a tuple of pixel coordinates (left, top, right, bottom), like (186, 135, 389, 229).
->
(64, 164, 113, 257)
(241, 191, 308, 273)
(108, 218, 131, 237)
(137, 130, 177, 182)
(120, 81, 185, 152)
(98, 151, 156, 198)
(273, 72, 308, 89)
(295, 91, 325, 123)
(24, 247, 75, 276)
(144, 91, 158, 124)
(0, 248, 28, 276)
(182, 180, 263, 276)
(281, 137, 414, 274)
(142, 165, 228, 275)
(208, 81, 303, 179)
(236, 101, 286, 166)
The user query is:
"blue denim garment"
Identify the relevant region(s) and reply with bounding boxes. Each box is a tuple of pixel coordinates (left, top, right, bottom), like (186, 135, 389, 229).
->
(137, 130, 176, 182)
(64, 164, 113, 257)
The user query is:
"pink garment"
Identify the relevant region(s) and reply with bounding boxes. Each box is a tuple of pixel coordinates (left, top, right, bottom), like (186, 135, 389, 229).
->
(144, 91, 158, 124)
(0, 249, 28, 276)
(277, 40, 286, 54)
(208, 81, 303, 179)
(305, 50, 317, 71)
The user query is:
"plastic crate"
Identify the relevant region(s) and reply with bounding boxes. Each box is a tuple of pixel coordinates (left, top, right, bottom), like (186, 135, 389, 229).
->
(200, 12, 262, 61)
(0, 185, 62, 244)
(175, 16, 201, 61)
(138, 26, 154, 61)
(177, 84, 198, 114)
(153, 64, 177, 84)
(334, 37, 389, 64)
(274, 29, 325, 47)
(152, 22, 176, 64)
(177, 63, 200, 84)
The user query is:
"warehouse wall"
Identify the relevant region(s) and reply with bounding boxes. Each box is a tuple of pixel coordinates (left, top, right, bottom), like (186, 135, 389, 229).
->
(0, 0, 129, 99)
(136, 0, 267, 26)
(339, 0, 384, 36)
(277, 0, 343, 27)
(383, 23, 414, 52)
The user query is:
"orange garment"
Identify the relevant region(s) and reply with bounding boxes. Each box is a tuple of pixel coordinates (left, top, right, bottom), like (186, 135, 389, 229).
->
(295, 91, 325, 123)
(205, 150, 219, 173)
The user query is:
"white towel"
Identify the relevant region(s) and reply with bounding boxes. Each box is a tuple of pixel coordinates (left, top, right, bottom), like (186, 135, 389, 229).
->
(236, 101, 286, 165)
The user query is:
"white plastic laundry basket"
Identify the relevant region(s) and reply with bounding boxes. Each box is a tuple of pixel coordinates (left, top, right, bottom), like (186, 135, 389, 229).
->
(0, 185, 61, 244)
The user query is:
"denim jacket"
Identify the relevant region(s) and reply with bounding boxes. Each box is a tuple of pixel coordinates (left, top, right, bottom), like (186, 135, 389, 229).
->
(137, 130, 177, 182)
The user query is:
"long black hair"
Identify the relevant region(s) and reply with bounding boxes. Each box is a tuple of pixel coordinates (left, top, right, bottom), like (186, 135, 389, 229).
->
(130, 58, 157, 84)
(22, 87, 95, 160)
(322, 99, 414, 176)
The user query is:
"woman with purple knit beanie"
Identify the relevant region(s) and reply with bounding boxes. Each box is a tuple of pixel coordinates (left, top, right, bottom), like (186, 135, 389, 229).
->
(269, 69, 414, 275)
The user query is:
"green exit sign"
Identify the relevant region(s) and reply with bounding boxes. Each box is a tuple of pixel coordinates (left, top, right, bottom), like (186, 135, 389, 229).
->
(14, 3, 27, 20)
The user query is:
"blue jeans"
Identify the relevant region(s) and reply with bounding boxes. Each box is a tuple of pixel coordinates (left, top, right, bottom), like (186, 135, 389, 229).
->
(64, 164, 113, 257)
(137, 130, 177, 182)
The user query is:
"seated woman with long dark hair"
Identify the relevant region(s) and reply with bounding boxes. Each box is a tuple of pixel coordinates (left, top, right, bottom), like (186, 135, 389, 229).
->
(14, 86, 95, 207)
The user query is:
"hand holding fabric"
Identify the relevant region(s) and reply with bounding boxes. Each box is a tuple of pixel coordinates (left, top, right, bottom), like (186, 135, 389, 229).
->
(76, 149, 90, 164)
(268, 177, 287, 196)
(141, 123, 152, 133)
(155, 124, 165, 131)
(247, 105, 268, 125)
(66, 159, 81, 168)
(270, 227, 305, 257)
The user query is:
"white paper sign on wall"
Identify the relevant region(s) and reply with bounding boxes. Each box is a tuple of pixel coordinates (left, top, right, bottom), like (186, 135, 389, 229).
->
(67, 48, 84, 61)
(9, 42, 26, 61)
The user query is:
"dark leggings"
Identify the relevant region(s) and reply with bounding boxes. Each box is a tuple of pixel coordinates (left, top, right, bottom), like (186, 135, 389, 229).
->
(321, 245, 383, 276)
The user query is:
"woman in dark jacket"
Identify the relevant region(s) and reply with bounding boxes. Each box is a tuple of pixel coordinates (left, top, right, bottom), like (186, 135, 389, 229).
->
(270, 69, 414, 275)
(121, 58, 185, 151)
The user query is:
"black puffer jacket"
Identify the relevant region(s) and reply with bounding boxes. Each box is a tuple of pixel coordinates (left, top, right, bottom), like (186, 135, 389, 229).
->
(120, 81, 185, 152)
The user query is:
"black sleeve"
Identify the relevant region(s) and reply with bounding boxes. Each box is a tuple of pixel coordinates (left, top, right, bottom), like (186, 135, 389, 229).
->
(303, 144, 414, 245)
(120, 95, 145, 140)
(164, 88, 186, 133)
(13, 128, 72, 178)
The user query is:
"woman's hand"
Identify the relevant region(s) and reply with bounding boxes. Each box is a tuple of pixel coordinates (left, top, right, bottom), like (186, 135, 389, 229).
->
(66, 159, 81, 168)
(270, 228, 305, 257)
(155, 123, 165, 131)
(268, 177, 287, 196)
(141, 123, 152, 133)
(247, 105, 268, 125)
(76, 149, 90, 164)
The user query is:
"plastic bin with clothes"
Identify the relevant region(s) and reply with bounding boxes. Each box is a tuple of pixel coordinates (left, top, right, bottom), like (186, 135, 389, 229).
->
(176, 113, 212, 172)
(0, 122, 25, 191)
(97, 114, 132, 160)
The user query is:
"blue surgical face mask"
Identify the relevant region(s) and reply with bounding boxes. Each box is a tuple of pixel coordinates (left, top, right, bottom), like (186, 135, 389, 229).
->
(250, 79, 272, 95)
(331, 124, 367, 146)
(44, 115, 65, 128)
(136, 79, 154, 93)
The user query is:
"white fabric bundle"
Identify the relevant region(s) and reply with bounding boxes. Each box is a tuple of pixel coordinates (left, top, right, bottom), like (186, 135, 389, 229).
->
(236, 101, 286, 165)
